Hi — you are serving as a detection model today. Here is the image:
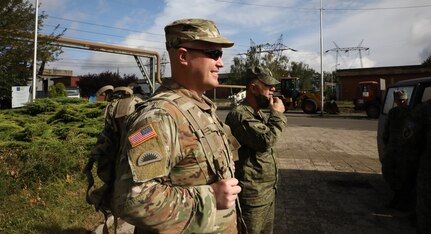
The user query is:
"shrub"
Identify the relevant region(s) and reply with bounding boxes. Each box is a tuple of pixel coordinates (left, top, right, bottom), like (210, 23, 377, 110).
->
(47, 108, 82, 124)
(49, 83, 67, 98)
(0, 97, 105, 233)
(24, 99, 58, 115)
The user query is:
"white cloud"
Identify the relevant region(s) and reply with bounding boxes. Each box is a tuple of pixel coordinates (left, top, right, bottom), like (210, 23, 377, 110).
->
(44, 0, 431, 77)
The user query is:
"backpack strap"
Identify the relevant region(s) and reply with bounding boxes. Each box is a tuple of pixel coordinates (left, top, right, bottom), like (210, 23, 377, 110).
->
(149, 92, 234, 179)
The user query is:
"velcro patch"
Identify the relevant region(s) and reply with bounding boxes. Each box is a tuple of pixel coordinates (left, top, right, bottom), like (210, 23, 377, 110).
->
(128, 124, 157, 147)
(137, 151, 162, 166)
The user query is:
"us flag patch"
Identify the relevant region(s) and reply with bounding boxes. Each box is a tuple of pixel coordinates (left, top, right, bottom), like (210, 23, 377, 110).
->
(128, 124, 157, 147)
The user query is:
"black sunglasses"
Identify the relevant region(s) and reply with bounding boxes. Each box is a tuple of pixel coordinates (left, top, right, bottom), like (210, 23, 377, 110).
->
(179, 47, 223, 60)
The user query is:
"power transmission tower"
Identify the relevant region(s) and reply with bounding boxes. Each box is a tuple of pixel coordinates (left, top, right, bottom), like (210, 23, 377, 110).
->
(325, 40, 369, 69)
(237, 34, 297, 59)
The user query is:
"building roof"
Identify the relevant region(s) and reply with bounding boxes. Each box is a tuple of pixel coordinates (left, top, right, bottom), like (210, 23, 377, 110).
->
(336, 65, 431, 77)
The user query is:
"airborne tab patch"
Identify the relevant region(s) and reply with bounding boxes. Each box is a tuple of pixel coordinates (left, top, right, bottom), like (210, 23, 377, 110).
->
(128, 124, 157, 147)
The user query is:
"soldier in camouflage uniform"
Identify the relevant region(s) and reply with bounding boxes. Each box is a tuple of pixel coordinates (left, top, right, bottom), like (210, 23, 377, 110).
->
(404, 99, 431, 233)
(85, 85, 144, 217)
(381, 90, 416, 212)
(96, 85, 114, 101)
(225, 65, 287, 234)
(112, 19, 243, 233)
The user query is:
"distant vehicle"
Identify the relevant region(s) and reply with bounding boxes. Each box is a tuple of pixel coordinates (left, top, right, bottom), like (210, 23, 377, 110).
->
(377, 77, 431, 161)
(228, 90, 246, 107)
(353, 81, 382, 118)
(275, 76, 322, 114)
(66, 87, 81, 98)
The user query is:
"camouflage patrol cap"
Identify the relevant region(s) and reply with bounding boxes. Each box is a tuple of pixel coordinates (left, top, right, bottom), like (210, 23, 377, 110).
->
(246, 65, 280, 86)
(394, 90, 408, 100)
(164, 18, 234, 49)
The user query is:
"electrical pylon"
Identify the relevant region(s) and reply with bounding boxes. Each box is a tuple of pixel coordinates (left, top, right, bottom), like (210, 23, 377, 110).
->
(325, 40, 369, 69)
(238, 34, 297, 59)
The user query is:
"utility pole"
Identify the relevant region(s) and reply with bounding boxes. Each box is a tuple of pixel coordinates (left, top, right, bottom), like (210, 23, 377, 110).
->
(32, 0, 39, 101)
(320, 0, 324, 117)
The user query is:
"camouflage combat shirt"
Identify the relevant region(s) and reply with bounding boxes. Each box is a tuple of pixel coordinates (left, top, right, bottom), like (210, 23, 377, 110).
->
(225, 102, 287, 206)
(112, 80, 239, 233)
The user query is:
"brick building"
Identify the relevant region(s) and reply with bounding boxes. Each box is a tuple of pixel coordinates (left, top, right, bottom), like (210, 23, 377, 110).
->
(336, 65, 431, 101)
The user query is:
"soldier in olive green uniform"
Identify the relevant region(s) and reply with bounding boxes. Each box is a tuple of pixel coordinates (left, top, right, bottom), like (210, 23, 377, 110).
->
(403, 99, 431, 233)
(112, 19, 243, 233)
(381, 90, 416, 212)
(226, 66, 287, 234)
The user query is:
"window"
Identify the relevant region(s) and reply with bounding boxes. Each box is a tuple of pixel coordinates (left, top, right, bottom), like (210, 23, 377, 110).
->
(421, 86, 431, 102)
(382, 86, 414, 115)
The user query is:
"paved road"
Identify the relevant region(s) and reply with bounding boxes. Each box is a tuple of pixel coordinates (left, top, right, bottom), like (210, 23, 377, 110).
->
(274, 115, 415, 234)
(95, 113, 416, 233)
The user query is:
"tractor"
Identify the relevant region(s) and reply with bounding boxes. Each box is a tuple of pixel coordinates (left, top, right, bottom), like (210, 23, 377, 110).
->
(275, 76, 322, 114)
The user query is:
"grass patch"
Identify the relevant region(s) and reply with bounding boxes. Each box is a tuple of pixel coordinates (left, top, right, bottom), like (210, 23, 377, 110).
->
(0, 98, 106, 233)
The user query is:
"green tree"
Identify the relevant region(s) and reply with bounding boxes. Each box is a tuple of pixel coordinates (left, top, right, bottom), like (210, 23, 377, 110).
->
(0, 0, 63, 108)
(290, 61, 319, 91)
(422, 55, 431, 67)
(228, 57, 246, 85)
(229, 43, 290, 84)
(48, 83, 67, 98)
(228, 46, 260, 85)
(77, 71, 139, 97)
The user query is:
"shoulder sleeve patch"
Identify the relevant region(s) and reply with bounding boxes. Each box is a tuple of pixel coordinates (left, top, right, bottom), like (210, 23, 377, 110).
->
(137, 151, 162, 166)
(250, 122, 268, 131)
(128, 124, 157, 148)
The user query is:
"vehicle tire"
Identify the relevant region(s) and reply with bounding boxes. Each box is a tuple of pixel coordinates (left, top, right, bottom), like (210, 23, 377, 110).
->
(301, 99, 317, 114)
(366, 105, 380, 118)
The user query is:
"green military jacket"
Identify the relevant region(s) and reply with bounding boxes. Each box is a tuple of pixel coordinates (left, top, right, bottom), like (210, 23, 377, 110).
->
(382, 106, 410, 147)
(225, 102, 287, 206)
(112, 80, 239, 233)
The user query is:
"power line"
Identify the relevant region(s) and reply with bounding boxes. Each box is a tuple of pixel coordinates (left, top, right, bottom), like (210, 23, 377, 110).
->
(214, 0, 431, 11)
(44, 24, 164, 44)
(48, 16, 164, 36)
(215, 0, 314, 10)
(326, 4, 431, 11)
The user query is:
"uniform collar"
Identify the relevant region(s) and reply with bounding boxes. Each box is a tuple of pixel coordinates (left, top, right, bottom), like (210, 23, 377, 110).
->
(159, 79, 216, 112)
(242, 100, 264, 119)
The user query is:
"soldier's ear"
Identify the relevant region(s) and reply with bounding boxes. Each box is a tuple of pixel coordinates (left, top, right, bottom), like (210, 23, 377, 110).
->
(251, 83, 259, 93)
(177, 48, 188, 64)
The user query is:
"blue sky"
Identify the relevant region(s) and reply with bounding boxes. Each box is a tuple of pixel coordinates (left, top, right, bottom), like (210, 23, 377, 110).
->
(35, 0, 431, 77)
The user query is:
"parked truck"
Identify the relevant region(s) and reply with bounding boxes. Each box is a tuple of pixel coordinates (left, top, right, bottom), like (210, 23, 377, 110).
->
(353, 81, 382, 118)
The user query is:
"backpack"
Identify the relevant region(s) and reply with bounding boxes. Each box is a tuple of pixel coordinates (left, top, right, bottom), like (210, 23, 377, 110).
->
(83, 90, 143, 233)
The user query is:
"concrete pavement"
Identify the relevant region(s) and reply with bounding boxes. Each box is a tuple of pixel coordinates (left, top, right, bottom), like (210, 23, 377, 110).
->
(94, 114, 416, 234)
(275, 124, 416, 233)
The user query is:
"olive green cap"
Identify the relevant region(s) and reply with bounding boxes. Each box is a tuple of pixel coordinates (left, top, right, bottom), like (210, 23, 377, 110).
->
(164, 18, 234, 49)
(246, 65, 280, 86)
